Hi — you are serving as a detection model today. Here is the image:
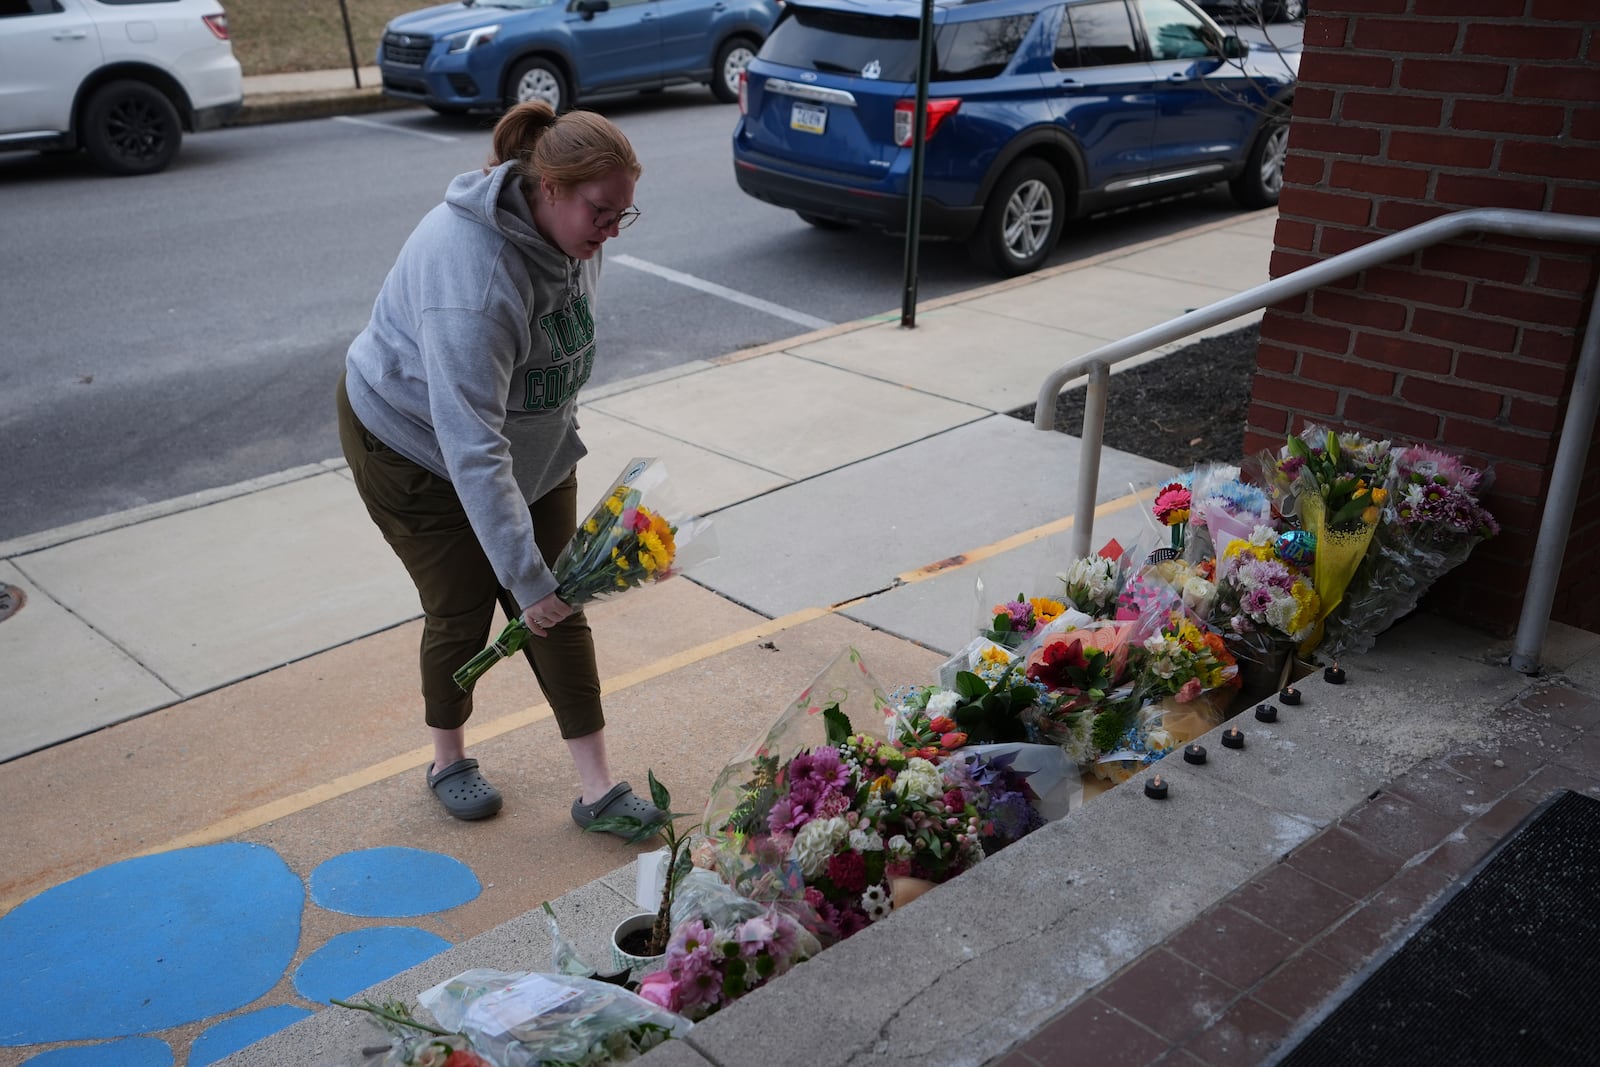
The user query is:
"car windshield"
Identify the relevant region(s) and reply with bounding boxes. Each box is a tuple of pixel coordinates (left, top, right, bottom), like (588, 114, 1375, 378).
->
(761, 6, 1035, 82)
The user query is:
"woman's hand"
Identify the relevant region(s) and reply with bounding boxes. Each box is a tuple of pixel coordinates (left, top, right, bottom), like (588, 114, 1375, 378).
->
(522, 592, 573, 636)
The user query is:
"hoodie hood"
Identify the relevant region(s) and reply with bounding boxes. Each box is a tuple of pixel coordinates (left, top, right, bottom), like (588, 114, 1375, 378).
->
(445, 160, 574, 280)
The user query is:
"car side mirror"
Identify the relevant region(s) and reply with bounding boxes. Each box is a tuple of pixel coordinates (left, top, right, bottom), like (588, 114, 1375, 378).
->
(1220, 34, 1249, 59)
(573, 0, 610, 13)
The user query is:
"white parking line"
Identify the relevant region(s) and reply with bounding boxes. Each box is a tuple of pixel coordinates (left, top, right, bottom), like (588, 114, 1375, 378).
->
(612, 254, 834, 330)
(331, 115, 459, 143)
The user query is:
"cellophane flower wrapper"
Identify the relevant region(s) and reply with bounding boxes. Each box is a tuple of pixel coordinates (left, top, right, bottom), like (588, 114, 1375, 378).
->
(415, 969, 689, 1067)
(454, 458, 717, 692)
(974, 575, 1073, 651)
(1015, 619, 1149, 763)
(1319, 446, 1498, 661)
(1187, 464, 1273, 564)
(1056, 546, 1141, 619)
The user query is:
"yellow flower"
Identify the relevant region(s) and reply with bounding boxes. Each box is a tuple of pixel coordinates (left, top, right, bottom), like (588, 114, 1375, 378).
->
(583, 518, 600, 535)
(605, 490, 625, 516)
(871, 775, 894, 794)
(1362, 506, 1381, 525)
(610, 547, 631, 572)
(979, 645, 1013, 667)
(1290, 581, 1321, 635)
(1029, 596, 1066, 623)
(1372, 487, 1388, 505)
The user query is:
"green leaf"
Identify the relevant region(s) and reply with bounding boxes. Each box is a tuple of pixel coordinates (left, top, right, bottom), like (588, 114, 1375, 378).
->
(954, 671, 988, 699)
(1325, 429, 1342, 464)
(646, 769, 671, 811)
(584, 814, 643, 835)
(822, 704, 854, 746)
(1286, 435, 1311, 460)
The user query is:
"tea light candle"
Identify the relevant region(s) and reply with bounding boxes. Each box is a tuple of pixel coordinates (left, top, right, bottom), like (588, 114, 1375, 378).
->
(1324, 665, 1347, 685)
(1255, 703, 1279, 723)
(1183, 743, 1208, 765)
(1222, 725, 1246, 749)
(1144, 774, 1169, 799)
(1279, 686, 1301, 706)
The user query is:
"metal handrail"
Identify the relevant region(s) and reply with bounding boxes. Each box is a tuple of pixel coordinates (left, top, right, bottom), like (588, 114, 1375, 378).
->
(1032, 207, 1600, 675)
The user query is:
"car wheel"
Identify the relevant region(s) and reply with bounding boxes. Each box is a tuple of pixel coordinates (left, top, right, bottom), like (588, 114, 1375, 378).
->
(1229, 114, 1289, 209)
(968, 158, 1064, 278)
(507, 58, 567, 112)
(796, 211, 853, 230)
(712, 37, 757, 103)
(1261, 0, 1306, 22)
(81, 80, 182, 176)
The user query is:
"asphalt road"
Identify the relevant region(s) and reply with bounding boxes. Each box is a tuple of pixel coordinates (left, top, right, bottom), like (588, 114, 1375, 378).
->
(0, 85, 1269, 543)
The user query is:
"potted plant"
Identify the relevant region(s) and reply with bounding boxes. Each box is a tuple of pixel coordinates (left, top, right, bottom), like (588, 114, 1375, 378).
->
(585, 770, 696, 966)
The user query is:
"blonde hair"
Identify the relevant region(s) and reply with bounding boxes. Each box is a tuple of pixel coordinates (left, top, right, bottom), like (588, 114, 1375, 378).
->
(487, 101, 642, 190)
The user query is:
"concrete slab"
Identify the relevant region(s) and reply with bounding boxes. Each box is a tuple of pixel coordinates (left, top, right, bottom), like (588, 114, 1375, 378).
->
(964, 266, 1243, 343)
(584, 353, 988, 480)
(689, 415, 1176, 618)
(0, 560, 177, 761)
(1113, 226, 1277, 292)
(574, 407, 790, 519)
(16, 473, 419, 698)
(792, 305, 1109, 413)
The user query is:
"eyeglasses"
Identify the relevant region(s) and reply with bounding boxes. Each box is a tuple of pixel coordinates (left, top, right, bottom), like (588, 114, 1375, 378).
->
(580, 193, 641, 231)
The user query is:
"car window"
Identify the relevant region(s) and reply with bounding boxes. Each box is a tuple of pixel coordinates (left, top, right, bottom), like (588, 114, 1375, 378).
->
(0, 0, 64, 15)
(761, 6, 1033, 82)
(1134, 0, 1216, 60)
(1056, 0, 1139, 68)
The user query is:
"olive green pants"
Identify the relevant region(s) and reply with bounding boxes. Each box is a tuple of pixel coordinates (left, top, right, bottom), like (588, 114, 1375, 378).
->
(336, 374, 604, 736)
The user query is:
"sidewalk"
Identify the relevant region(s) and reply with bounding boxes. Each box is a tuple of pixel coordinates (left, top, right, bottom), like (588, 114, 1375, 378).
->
(4, 74, 1596, 1067)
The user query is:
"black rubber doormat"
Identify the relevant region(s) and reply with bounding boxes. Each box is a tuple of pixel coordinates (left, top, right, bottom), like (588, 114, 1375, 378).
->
(1269, 789, 1600, 1067)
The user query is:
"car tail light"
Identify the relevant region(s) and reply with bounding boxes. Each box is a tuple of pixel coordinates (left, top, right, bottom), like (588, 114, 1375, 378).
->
(202, 13, 230, 39)
(738, 69, 748, 115)
(893, 98, 960, 147)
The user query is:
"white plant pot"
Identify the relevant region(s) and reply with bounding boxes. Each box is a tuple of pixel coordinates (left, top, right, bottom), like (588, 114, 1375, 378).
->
(611, 912, 666, 978)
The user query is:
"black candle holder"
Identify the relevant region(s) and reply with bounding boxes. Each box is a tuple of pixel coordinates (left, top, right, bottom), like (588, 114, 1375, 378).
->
(1222, 726, 1246, 749)
(1324, 665, 1347, 685)
(1279, 686, 1302, 706)
(1144, 774, 1169, 799)
(1183, 744, 1207, 765)
(1255, 703, 1279, 723)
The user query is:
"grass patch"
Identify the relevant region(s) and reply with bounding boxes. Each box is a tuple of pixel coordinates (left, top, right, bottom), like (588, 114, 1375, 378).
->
(227, 0, 422, 76)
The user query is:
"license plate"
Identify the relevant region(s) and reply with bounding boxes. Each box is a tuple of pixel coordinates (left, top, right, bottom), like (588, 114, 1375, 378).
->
(790, 102, 826, 134)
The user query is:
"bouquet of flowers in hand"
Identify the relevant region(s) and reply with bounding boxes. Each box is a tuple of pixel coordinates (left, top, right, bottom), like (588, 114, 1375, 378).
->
(1321, 444, 1497, 659)
(455, 458, 715, 692)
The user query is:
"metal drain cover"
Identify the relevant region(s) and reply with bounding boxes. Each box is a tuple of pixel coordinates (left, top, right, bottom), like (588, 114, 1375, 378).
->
(0, 584, 24, 623)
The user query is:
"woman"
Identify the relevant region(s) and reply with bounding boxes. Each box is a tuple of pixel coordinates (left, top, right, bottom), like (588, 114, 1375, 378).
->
(335, 101, 658, 833)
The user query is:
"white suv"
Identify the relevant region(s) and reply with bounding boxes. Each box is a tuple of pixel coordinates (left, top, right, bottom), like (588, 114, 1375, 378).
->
(0, 0, 243, 176)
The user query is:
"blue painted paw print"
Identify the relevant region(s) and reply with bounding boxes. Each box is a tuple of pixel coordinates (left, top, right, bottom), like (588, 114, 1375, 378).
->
(1, 843, 481, 1065)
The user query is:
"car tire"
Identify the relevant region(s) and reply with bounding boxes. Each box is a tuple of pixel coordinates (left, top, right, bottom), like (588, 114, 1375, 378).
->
(796, 211, 853, 230)
(968, 158, 1065, 278)
(1229, 113, 1289, 209)
(712, 37, 757, 104)
(1261, 0, 1305, 22)
(507, 57, 567, 112)
(81, 80, 182, 177)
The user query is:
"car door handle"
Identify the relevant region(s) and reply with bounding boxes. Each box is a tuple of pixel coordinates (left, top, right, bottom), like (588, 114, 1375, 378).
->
(52, 29, 89, 40)
(1167, 71, 1190, 82)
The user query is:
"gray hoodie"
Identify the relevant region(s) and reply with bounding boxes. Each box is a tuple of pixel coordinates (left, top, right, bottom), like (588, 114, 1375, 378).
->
(345, 160, 600, 611)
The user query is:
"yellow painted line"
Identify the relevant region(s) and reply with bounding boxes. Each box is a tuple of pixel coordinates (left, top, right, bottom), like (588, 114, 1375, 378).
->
(895, 487, 1147, 584)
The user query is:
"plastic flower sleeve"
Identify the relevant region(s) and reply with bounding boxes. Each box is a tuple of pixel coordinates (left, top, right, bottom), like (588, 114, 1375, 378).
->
(416, 969, 689, 1067)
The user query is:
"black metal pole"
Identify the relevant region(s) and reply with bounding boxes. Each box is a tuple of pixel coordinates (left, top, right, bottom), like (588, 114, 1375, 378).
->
(337, 0, 363, 88)
(899, 0, 935, 328)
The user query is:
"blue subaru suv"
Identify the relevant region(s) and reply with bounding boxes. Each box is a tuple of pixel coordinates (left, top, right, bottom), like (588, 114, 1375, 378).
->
(732, 0, 1297, 275)
(379, 0, 782, 115)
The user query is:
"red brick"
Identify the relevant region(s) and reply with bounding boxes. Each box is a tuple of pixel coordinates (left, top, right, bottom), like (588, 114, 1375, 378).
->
(1419, 244, 1532, 284)
(1456, 352, 1570, 396)
(1399, 376, 1504, 418)
(1257, 343, 1299, 374)
(1310, 289, 1410, 331)
(1289, 121, 1385, 156)
(1353, 17, 1464, 52)
(1502, 139, 1600, 180)
(1294, 86, 1337, 120)
(1317, 0, 1408, 10)
(1302, 52, 1398, 89)
(1375, 201, 1451, 231)
(1287, 188, 1374, 228)
(1470, 283, 1588, 328)
(1520, 327, 1584, 364)
(1302, 352, 1397, 395)
(1270, 249, 1320, 278)
(1415, 0, 1528, 12)
(1255, 375, 1341, 414)
(1279, 317, 1354, 355)
(1275, 218, 1317, 252)
(1245, 420, 1286, 449)
(1399, 58, 1510, 95)
(1530, 0, 1599, 16)
(1464, 23, 1583, 60)
(1533, 256, 1599, 293)
(1303, 15, 1348, 49)
(1344, 394, 1442, 439)
(1515, 64, 1600, 102)
(1364, 266, 1470, 309)
(1452, 99, 1568, 136)
(1352, 332, 1456, 372)
(1488, 461, 1547, 499)
(1284, 154, 1326, 186)
(1433, 173, 1550, 210)
(1316, 226, 1387, 257)
(1329, 159, 1431, 199)
(1576, 109, 1600, 142)
(1339, 91, 1444, 128)
(1550, 185, 1600, 215)
(1389, 130, 1497, 168)
(1509, 396, 1563, 433)
(1441, 418, 1554, 464)
(1412, 308, 1519, 350)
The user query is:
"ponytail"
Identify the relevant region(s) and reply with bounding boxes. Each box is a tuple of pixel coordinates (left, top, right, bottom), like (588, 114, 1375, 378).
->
(486, 100, 641, 188)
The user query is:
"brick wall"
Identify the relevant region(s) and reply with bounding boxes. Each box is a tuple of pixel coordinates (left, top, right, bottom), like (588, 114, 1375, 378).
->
(1245, 1, 1600, 637)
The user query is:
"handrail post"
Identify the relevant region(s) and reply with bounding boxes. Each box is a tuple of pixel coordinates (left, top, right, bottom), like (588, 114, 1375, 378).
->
(1073, 361, 1110, 559)
(1511, 274, 1600, 674)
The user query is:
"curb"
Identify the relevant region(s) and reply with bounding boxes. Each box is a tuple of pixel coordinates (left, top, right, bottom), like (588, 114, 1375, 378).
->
(227, 90, 419, 127)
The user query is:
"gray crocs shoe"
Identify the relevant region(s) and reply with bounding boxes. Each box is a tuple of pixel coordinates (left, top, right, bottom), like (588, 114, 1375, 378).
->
(572, 781, 662, 838)
(427, 758, 503, 821)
